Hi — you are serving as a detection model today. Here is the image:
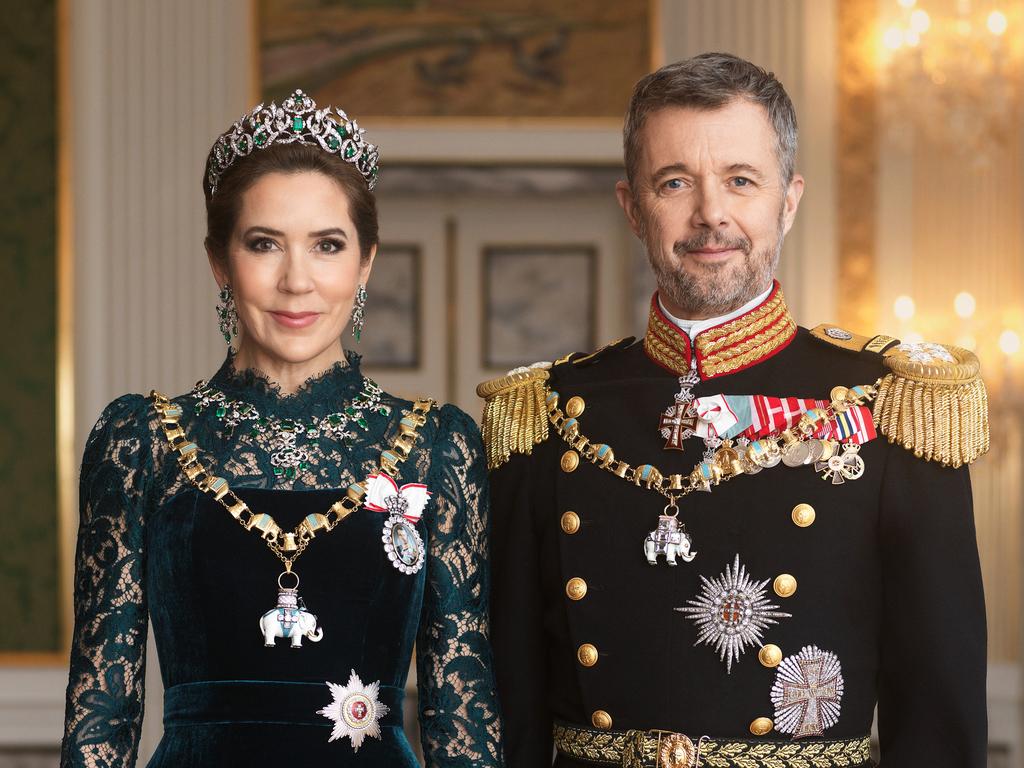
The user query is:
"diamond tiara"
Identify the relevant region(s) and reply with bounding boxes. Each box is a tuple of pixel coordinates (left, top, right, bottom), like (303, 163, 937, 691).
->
(205, 89, 380, 197)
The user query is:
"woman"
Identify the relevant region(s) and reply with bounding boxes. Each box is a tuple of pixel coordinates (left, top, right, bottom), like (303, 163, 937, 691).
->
(60, 90, 502, 767)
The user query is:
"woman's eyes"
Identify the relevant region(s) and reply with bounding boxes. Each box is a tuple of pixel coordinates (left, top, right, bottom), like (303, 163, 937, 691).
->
(314, 238, 345, 254)
(246, 237, 278, 252)
(244, 238, 345, 253)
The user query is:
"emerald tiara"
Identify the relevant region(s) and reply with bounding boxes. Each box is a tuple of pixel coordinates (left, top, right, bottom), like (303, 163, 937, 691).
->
(205, 89, 380, 197)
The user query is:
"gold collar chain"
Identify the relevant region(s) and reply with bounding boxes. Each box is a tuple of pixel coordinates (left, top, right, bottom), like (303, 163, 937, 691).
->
(546, 382, 879, 503)
(151, 390, 434, 571)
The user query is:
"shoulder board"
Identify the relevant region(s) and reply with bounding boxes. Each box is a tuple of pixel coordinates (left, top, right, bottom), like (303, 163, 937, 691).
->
(565, 336, 636, 368)
(812, 324, 988, 467)
(476, 364, 552, 470)
(810, 324, 901, 356)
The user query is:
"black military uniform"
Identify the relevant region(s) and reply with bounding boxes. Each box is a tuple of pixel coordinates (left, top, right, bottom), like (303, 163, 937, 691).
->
(480, 284, 987, 768)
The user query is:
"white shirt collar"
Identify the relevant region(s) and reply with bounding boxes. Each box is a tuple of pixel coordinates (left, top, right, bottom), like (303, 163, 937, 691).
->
(658, 285, 774, 341)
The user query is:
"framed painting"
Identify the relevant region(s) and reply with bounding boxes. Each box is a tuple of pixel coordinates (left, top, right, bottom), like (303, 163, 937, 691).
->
(359, 244, 422, 369)
(257, 0, 655, 123)
(482, 245, 596, 370)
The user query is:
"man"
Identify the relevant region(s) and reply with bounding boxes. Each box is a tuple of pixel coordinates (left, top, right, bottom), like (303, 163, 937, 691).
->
(479, 53, 987, 768)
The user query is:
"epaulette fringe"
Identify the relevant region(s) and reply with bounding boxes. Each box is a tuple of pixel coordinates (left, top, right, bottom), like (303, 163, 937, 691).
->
(874, 345, 989, 467)
(476, 365, 551, 470)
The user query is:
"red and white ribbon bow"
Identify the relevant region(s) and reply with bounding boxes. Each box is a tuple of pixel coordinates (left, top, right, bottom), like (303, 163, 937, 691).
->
(364, 472, 431, 523)
(692, 394, 739, 438)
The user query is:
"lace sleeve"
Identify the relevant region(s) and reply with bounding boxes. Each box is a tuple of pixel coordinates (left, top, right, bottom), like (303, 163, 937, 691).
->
(60, 395, 153, 768)
(416, 404, 503, 767)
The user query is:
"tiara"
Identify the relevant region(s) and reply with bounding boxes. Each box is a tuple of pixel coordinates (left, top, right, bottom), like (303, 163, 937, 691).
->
(205, 89, 380, 197)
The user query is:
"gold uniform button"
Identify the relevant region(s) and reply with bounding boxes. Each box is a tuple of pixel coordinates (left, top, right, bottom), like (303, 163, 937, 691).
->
(577, 643, 599, 667)
(560, 450, 580, 473)
(774, 574, 797, 598)
(758, 644, 783, 668)
(566, 577, 588, 600)
(591, 710, 613, 730)
(560, 511, 581, 534)
(791, 503, 816, 527)
(749, 717, 774, 736)
(565, 396, 586, 418)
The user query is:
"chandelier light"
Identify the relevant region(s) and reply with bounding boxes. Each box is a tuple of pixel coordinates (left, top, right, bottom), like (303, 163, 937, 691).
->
(879, 0, 1022, 160)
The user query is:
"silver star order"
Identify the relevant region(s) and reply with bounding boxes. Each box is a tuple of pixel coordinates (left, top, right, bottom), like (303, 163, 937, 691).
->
(317, 670, 389, 751)
(895, 341, 956, 364)
(675, 554, 792, 673)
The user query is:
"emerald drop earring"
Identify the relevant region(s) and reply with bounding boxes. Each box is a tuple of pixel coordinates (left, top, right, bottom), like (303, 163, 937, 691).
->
(351, 284, 367, 342)
(217, 284, 238, 346)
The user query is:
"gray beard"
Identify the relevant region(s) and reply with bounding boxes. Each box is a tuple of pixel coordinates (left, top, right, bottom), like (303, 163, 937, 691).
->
(643, 214, 784, 318)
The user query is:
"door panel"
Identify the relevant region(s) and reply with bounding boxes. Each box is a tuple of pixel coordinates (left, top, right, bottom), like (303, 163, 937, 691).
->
(367, 192, 634, 417)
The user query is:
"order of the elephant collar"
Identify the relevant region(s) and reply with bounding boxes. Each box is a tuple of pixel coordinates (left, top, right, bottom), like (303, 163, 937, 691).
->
(643, 281, 797, 379)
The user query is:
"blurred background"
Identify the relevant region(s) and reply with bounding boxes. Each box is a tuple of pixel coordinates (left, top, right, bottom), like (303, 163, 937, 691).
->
(1, 0, 1022, 765)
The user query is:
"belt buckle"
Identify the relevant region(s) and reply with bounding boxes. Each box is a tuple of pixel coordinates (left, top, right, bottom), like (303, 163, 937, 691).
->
(648, 729, 697, 768)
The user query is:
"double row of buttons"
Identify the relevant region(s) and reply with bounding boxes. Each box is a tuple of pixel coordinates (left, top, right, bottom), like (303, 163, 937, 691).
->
(557, 394, 822, 736)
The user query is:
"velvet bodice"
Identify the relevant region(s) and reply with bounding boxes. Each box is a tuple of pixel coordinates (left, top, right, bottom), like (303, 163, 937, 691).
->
(60, 353, 502, 767)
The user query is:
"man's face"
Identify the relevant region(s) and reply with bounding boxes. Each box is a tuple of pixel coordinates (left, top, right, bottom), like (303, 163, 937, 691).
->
(616, 99, 803, 319)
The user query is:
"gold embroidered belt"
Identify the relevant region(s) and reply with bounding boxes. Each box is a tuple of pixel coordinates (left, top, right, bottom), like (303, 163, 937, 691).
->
(552, 722, 873, 768)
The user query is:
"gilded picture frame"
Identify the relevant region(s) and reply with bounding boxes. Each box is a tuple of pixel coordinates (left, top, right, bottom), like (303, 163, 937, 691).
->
(254, 0, 659, 127)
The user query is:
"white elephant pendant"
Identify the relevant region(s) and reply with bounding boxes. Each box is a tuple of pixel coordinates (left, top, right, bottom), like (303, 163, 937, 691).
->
(644, 515, 697, 565)
(259, 573, 324, 648)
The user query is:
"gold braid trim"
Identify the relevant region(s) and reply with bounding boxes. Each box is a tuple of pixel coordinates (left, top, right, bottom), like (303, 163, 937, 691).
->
(698, 737, 872, 768)
(643, 287, 797, 378)
(644, 306, 691, 374)
(700, 314, 798, 378)
(697, 290, 788, 354)
(874, 344, 989, 467)
(553, 723, 872, 768)
(476, 365, 551, 470)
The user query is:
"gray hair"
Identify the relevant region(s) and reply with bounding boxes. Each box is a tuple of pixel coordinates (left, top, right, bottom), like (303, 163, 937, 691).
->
(623, 52, 798, 185)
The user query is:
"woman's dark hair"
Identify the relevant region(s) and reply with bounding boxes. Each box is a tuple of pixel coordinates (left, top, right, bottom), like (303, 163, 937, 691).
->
(203, 142, 378, 263)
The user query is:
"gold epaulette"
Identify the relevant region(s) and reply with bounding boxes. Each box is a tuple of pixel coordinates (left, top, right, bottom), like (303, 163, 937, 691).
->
(812, 325, 990, 467)
(476, 364, 552, 470)
(875, 343, 989, 467)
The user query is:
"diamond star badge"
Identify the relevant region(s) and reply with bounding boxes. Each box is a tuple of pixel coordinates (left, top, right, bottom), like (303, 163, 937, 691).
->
(317, 670, 390, 750)
(770, 645, 845, 738)
(675, 554, 792, 673)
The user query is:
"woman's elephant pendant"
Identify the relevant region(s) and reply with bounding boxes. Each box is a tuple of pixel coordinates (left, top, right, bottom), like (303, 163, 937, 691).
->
(259, 573, 324, 648)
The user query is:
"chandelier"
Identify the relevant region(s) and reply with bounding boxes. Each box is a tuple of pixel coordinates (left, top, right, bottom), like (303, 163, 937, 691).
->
(879, 0, 1022, 160)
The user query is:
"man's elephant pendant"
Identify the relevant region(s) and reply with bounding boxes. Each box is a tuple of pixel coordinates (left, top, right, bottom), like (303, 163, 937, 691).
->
(259, 583, 324, 648)
(644, 515, 697, 565)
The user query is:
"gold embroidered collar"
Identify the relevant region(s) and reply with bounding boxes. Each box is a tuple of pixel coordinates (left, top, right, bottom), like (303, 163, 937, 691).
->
(643, 281, 797, 379)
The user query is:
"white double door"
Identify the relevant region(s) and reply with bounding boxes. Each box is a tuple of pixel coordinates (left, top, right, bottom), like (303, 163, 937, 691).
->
(367, 192, 643, 418)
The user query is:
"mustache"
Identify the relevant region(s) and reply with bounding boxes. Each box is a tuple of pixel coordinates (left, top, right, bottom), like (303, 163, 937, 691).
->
(673, 231, 752, 257)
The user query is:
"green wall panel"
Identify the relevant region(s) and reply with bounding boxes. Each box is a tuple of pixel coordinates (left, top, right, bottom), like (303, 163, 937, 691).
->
(0, 1, 59, 652)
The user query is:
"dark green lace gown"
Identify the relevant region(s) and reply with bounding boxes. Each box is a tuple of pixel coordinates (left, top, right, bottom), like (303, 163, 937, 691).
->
(60, 353, 503, 767)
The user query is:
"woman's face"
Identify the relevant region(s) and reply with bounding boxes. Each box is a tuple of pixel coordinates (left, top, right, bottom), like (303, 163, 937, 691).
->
(210, 170, 374, 367)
